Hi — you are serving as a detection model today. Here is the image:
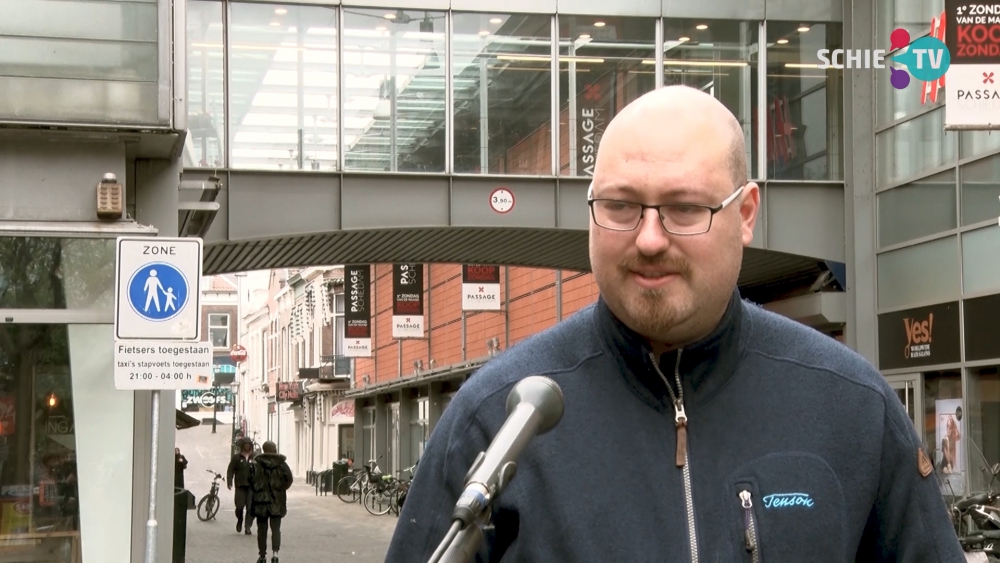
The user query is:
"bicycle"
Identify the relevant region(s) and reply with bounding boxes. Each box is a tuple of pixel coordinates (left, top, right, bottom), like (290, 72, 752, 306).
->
(336, 456, 383, 504)
(390, 462, 418, 517)
(197, 470, 223, 522)
(364, 462, 417, 517)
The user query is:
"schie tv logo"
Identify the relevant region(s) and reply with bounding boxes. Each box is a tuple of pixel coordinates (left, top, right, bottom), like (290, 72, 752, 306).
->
(816, 28, 950, 90)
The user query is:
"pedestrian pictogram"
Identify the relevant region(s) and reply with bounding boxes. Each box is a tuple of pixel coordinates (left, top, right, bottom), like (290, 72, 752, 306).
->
(115, 237, 203, 341)
(128, 263, 188, 322)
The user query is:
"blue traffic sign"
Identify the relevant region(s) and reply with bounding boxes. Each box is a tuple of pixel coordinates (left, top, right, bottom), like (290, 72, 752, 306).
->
(127, 262, 189, 322)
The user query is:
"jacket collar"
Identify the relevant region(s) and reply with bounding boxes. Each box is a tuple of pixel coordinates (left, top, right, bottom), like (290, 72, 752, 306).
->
(594, 287, 747, 413)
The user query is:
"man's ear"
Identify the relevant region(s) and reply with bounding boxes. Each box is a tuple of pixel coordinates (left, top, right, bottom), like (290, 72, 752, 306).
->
(739, 182, 761, 247)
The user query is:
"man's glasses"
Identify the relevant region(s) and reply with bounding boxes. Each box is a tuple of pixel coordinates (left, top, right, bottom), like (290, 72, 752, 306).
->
(587, 184, 744, 235)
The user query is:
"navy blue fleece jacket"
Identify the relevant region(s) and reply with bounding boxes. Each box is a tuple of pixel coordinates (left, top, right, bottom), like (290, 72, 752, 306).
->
(385, 289, 965, 563)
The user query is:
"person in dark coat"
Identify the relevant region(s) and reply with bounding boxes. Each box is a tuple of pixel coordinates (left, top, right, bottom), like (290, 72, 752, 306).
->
(227, 437, 256, 535)
(174, 448, 188, 489)
(251, 441, 293, 563)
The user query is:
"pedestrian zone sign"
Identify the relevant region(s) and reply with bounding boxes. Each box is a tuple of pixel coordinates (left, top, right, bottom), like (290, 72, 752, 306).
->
(115, 236, 202, 341)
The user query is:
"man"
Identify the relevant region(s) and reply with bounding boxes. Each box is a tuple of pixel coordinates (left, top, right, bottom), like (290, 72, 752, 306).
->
(227, 437, 255, 535)
(384, 85, 965, 562)
(251, 441, 293, 563)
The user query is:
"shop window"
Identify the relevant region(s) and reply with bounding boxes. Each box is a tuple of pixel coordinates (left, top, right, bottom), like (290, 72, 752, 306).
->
(969, 366, 1000, 494)
(185, 1, 225, 168)
(923, 370, 964, 497)
(229, 3, 340, 171)
(876, 169, 955, 248)
(209, 314, 229, 348)
(452, 13, 552, 175)
(0, 238, 115, 310)
(876, 236, 960, 311)
(342, 8, 447, 173)
(410, 397, 428, 463)
(876, 107, 956, 187)
(765, 21, 843, 181)
(960, 154, 1000, 226)
(556, 15, 656, 177)
(962, 225, 1000, 296)
(0, 324, 80, 559)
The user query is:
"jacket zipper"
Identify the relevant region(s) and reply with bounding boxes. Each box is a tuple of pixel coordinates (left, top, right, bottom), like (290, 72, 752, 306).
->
(650, 350, 698, 563)
(740, 490, 760, 563)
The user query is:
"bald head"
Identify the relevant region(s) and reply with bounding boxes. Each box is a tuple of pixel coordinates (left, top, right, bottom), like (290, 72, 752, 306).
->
(596, 85, 747, 189)
(588, 84, 760, 351)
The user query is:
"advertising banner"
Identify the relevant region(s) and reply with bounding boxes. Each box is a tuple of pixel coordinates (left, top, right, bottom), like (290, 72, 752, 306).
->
(392, 264, 424, 339)
(876, 301, 961, 370)
(344, 264, 372, 357)
(936, 398, 966, 496)
(462, 264, 501, 311)
(945, 0, 1000, 129)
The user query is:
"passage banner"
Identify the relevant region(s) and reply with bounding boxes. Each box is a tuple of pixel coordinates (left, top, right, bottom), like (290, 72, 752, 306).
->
(344, 265, 372, 357)
(462, 264, 501, 311)
(392, 264, 424, 338)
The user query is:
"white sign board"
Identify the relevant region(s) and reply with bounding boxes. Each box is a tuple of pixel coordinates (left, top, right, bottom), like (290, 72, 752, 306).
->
(392, 315, 425, 339)
(344, 338, 372, 357)
(115, 237, 202, 340)
(462, 283, 501, 310)
(945, 64, 1000, 128)
(114, 341, 215, 390)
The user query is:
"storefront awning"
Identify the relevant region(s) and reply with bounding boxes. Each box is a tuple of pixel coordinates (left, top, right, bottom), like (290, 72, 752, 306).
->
(176, 409, 201, 430)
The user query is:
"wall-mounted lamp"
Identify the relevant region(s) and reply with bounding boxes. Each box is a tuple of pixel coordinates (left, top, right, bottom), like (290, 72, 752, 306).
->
(46, 392, 58, 409)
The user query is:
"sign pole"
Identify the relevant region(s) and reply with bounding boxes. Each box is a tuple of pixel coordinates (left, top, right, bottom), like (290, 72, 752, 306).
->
(144, 389, 161, 563)
(113, 236, 208, 563)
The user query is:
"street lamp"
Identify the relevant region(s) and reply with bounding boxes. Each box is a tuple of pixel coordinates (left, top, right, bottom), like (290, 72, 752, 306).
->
(230, 380, 241, 444)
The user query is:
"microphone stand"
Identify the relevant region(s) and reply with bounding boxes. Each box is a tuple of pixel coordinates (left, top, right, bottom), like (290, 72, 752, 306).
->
(428, 458, 516, 563)
(427, 375, 564, 563)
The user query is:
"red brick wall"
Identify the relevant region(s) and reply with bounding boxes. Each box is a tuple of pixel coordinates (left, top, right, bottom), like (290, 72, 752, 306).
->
(353, 265, 601, 387)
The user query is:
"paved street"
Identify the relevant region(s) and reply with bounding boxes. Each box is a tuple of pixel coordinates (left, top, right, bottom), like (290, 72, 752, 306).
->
(176, 423, 397, 563)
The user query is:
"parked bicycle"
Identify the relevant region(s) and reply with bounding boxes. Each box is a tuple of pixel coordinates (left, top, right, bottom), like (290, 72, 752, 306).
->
(336, 456, 383, 504)
(390, 461, 418, 517)
(365, 462, 417, 517)
(197, 469, 224, 522)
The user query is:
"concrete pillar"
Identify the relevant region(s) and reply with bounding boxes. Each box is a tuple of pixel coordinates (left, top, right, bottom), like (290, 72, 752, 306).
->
(843, 0, 879, 365)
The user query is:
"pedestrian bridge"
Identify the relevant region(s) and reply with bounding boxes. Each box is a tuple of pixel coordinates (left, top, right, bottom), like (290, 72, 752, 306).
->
(181, 170, 847, 301)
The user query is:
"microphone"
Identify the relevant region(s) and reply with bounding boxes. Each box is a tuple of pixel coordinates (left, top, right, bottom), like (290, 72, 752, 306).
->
(429, 376, 564, 563)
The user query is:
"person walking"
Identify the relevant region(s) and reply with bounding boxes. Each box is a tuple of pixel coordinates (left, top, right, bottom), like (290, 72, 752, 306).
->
(226, 437, 255, 535)
(251, 441, 293, 563)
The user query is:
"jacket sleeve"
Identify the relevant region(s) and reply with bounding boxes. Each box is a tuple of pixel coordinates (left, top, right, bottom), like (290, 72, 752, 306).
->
(856, 390, 966, 562)
(383, 391, 499, 563)
(226, 455, 236, 488)
(283, 463, 294, 491)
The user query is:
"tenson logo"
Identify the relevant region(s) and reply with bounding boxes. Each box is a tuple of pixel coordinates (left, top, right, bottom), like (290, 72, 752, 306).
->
(762, 493, 815, 509)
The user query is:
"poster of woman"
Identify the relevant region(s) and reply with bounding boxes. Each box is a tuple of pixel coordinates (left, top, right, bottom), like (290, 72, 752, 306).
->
(936, 398, 965, 496)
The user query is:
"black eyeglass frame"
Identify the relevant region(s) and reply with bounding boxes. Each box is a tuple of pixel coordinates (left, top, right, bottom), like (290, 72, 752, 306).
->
(586, 184, 746, 236)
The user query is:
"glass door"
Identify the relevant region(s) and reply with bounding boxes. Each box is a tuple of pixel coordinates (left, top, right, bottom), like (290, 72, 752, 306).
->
(885, 373, 923, 432)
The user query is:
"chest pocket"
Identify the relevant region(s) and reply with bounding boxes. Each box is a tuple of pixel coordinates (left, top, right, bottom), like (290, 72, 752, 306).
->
(726, 452, 846, 563)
